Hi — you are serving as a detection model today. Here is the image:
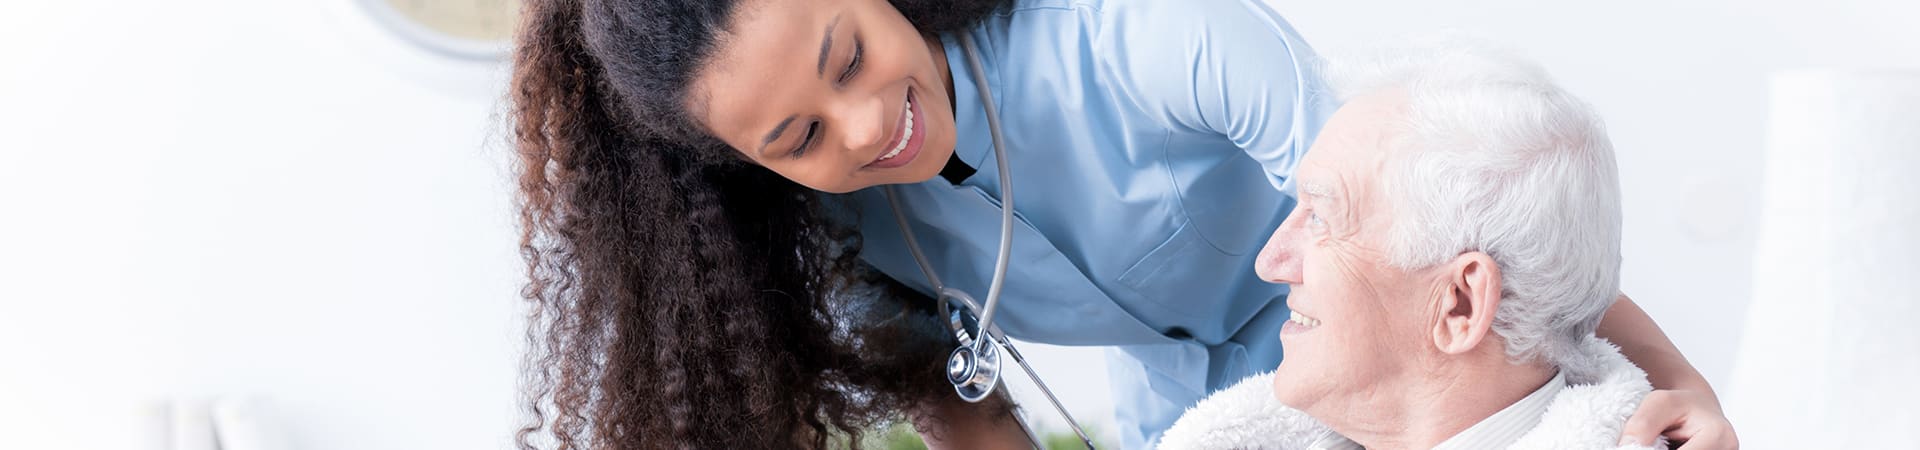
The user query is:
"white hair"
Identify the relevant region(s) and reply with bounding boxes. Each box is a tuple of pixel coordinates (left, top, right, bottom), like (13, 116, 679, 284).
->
(1322, 37, 1624, 370)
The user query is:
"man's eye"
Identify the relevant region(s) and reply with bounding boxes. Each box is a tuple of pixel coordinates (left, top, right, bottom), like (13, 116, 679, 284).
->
(1308, 211, 1325, 228)
(791, 122, 819, 158)
(838, 39, 862, 83)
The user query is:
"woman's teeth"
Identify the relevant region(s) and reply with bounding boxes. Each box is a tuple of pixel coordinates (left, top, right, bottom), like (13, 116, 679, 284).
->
(877, 95, 914, 161)
(1289, 310, 1321, 327)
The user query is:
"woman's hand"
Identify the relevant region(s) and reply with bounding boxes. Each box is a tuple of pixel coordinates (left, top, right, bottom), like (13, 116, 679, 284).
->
(1599, 293, 1739, 449)
(1620, 388, 1739, 449)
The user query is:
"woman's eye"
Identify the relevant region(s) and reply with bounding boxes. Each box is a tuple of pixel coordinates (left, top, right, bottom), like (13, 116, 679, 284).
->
(838, 40, 862, 83)
(1308, 211, 1324, 228)
(791, 121, 819, 158)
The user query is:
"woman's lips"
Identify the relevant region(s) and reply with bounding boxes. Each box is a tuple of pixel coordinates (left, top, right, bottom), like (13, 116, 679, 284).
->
(867, 87, 923, 169)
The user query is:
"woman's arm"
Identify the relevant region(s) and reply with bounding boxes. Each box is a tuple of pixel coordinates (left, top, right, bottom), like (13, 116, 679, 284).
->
(1598, 294, 1714, 394)
(1597, 293, 1740, 449)
(1103, 0, 1338, 195)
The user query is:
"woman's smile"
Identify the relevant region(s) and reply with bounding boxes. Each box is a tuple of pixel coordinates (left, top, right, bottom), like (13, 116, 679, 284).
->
(867, 86, 924, 169)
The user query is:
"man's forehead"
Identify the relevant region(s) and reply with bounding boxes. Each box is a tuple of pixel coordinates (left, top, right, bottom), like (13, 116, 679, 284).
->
(1325, 94, 1407, 161)
(1332, 92, 1407, 142)
(1297, 97, 1411, 209)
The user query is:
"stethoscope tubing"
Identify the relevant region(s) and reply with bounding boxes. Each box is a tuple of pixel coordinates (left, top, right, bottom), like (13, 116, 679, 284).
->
(878, 33, 1097, 450)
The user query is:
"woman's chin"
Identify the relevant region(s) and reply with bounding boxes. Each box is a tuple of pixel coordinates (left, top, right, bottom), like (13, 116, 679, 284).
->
(848, 139, 953, 191)
(847, 169, 937, 192)
(900, 143, 955, 183)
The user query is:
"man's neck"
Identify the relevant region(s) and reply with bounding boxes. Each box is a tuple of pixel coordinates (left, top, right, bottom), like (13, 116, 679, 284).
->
(1324, 356, 1555, 450)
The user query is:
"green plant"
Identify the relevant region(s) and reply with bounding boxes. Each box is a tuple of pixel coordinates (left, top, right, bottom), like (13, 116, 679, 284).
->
(840, 421, 1106, 450)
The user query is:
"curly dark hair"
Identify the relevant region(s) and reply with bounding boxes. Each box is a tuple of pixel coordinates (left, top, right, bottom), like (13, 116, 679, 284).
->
(508, 0, 1013, 448)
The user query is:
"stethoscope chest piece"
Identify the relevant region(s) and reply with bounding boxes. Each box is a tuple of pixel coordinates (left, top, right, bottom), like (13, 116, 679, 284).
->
(946, 324, 1003, 402)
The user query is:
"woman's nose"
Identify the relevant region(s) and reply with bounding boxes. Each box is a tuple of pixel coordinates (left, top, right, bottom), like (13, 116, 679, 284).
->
(832, 94, 890, 154)
(1255, 209, 1307, 285)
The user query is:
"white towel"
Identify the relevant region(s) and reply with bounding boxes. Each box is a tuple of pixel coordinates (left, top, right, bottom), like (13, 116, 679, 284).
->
(1159, 336, 1661, 450)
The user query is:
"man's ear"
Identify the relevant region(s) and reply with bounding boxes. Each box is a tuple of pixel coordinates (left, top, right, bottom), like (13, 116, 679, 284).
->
(1431, 252, 1502, 355)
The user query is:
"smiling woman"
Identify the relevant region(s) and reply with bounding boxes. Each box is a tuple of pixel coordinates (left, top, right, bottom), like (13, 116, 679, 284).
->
(509, 0, 1010, 448)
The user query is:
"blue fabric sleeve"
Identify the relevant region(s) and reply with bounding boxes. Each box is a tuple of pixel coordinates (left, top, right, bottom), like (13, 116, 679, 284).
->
(1096, 0, 1338, 197)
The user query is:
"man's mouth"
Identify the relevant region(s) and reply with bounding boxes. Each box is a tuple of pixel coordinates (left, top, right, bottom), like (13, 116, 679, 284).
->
(1288, 310, 1322, 328)
(1282, 309, 1321, 336)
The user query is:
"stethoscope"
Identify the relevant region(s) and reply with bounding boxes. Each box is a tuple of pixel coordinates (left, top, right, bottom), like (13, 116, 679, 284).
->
(881, 34, 1097, 449)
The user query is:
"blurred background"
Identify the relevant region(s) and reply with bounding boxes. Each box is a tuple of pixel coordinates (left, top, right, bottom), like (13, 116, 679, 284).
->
(2, 0, 1914, 448)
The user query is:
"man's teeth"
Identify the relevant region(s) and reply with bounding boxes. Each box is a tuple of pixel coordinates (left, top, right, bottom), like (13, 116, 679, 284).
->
(877, 96, 914, 161)
(1289, 310, 1321, 327)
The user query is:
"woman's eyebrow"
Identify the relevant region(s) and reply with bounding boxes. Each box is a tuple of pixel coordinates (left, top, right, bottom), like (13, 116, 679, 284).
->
(817, 13, 841, 78)
(759, 116, 797, 157)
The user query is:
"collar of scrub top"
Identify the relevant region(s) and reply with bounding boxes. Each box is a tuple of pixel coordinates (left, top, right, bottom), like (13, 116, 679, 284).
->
(941, 31, 1002, 181)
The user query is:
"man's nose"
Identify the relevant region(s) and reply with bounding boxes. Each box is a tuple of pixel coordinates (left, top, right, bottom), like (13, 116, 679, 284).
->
(1254, 208, 1307, 284)
(832, 94, 889, 154)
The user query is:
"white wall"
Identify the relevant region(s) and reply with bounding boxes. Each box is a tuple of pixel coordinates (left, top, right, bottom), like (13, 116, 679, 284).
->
(2, 0, 1914, 449)
(0, 1, 523, 449)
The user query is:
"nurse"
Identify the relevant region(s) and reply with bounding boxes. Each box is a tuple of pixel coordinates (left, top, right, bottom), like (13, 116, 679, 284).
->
(507, 0, 1737, 448)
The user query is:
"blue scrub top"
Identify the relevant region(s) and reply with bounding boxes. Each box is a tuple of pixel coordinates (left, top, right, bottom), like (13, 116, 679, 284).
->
(840, 0, 1338, 446)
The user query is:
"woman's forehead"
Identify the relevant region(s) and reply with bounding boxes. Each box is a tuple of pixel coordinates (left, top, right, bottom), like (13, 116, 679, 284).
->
(701, 0, 844, 89)
(692, 1, 844, 144)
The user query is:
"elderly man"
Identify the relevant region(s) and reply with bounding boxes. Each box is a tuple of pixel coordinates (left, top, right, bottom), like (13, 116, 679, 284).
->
(1158, 43, 1663, 450)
